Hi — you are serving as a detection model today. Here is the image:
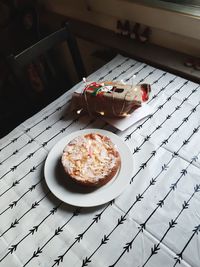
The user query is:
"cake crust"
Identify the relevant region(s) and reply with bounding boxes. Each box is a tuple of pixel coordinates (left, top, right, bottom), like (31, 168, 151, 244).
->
(61, 133, 121, 187)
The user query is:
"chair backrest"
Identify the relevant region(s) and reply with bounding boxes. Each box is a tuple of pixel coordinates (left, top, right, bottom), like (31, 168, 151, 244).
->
(7, 22, 86, 109)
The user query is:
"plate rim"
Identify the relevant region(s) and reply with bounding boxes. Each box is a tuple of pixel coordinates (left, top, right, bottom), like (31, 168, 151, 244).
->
(44, 129, 134, 207)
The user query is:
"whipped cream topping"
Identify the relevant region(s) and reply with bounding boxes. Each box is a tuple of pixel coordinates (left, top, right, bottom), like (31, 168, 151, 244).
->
(62, 133, 119, 182)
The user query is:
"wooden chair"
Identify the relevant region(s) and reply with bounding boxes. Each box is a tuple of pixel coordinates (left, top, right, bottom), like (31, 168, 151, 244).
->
(7, 22, 86, 112)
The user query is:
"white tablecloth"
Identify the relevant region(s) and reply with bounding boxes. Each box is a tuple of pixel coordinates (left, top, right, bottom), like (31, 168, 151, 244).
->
(0, 54, 200, 267)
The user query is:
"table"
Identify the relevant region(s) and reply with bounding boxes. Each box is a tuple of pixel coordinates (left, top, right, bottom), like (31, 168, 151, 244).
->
(0, 54, 200, 267)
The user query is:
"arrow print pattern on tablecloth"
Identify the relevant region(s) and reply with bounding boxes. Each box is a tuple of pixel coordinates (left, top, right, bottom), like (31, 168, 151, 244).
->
(0, 101, 67, 153)
(0, 116, 80, 181)
(0, 191, 50, 240)
(130, 99, 200, 184)
(51, 202, 113, 267)
(0, 202, 63, 263)
(125, 80, 189, 141)
(173, 224, 200, 267)
(0, 176, 44, 216)
(0, 161, 43, 199)
(22, 207, 81, 267)
(108, 152, 200, 267)
(0, 57, 198, 267)
(79, 124, 200, 267)
(141, 184, 200, 266)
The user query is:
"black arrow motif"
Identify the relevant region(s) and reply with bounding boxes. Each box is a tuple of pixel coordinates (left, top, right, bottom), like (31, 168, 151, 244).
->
(42, 141, 48, 147)
(182, 201, 189, 210)
(158, 104, 164, 110)
(31, 201, 39, 209)
(54, 255, 64, 266)
(194, 184, 200, 192)
(133, 147, 140, 153)
(166, 114, 171, 119)
(157, 199, 164, 207)
(149, 178, 156, 185)
(180, 169, 187, 175)
(46, 126, 51, 130)
(125, 134, 131, 141)
(183, 97, 189, 102)
(192, 88, 198, 93)
(32, 247, 42, 258)
(192, 156, 198, 162)
(12, 149, 19, 155)
(182, 117, 189, 122)
(136, 194, 143, 202)
(12, 180, 19, 187)
(43, 115, 49, 119)
(140, 162, 147, 169)
(156, 125, 162, 130)
(191, 107, 197, 112)
(101, 235, 109, 245)
(27, 139, 34, 144)
(139, 223, 146, 231)
(56, 106, 62, 111)
(27, 152, 34, 158)
(148, 114, 153, 119)
(174, 252, 183, 265)
(151, 95, 157, 99)
(175, 105, 181, 110)
(12, 137, 18, 142)
(73, 208, 81, 216)
(150, 244, 160, 255)
(161, 164, 168, 171)
(93, 213, 101, 223)
(151, 150, 156, 156)
(193, 224, 200, 234)
(50, 206, 59, 215)
(29, 184, 37, 191)
(144, 135, 150, 142)
(117, 216, 126, 225)
(75, 233, 84, 242)
(166, 96, 172, 101)
(29, 225, 39, 235)
(137, 124, 143, 129)
(169, 219, 177, 228)
(182, 140, 189, 146)
(9, 201, 17, 209)
(172, 151, 179, 158)
(82, 257, 91, 267)
(161, 139, 168, 145)
(8, 244, 18, 254)
(10, 165, 17, 171)
(55, 227, 63, 236)
(173, 127, 179, 132)
(193, 127, 199, 133)
(30, 166, 36, 172)
(170, 183, 177, 190)
(123, 241, 133, 252)
(10, 219, 19, 228)
(24, 128, 31, 133)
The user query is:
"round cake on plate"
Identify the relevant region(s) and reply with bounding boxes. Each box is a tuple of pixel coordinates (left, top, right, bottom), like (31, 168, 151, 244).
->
(61, 133, 121, 187)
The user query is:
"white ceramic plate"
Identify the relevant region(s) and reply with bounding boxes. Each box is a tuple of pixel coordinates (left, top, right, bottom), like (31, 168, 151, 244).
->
(44, 129, 134, 207)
